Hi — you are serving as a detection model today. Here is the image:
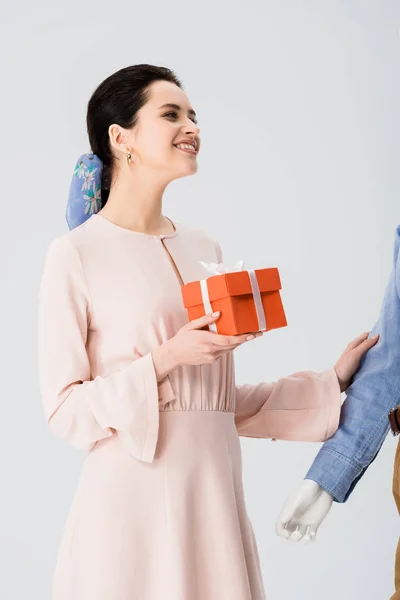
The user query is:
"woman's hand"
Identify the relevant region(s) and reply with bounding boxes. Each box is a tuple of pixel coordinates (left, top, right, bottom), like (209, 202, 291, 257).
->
(152, 312, 263, 380)
(334, 331, 379, 392)
(169, 312, 263, 367)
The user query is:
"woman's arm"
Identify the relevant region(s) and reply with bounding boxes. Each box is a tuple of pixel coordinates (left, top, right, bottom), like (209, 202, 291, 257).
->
(234, 330, 378, 442)
(234, 367, 342, 442)
(212, 240, 378, 443)
(38, 236, 171, 463)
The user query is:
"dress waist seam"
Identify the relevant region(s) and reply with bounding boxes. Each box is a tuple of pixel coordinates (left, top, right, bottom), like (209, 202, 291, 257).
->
(159, 408, 235, 414)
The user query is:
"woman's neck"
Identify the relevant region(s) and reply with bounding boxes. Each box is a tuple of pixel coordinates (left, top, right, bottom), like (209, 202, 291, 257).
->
(100, 172, 173, 235)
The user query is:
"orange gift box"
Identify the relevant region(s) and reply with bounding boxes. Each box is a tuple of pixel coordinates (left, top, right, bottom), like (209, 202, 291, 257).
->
(181, 266, 287, 336)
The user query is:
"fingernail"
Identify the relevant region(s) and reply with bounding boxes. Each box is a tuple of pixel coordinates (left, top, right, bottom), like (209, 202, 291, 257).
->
(212, 311, 220, 317)
(246, 335, 255, 341)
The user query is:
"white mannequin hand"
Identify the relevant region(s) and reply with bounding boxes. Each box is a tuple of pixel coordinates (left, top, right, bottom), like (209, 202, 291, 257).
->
(275, 480, 334, 543)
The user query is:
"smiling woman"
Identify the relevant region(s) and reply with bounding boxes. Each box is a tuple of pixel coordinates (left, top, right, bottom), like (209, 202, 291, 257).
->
(39, 63, 348, 600)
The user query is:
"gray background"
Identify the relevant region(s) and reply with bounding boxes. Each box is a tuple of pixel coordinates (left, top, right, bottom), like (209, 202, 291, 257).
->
(1, 0, 399, 598)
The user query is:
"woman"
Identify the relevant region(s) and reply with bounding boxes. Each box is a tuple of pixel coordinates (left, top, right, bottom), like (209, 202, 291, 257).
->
(38, 64, 378, 600)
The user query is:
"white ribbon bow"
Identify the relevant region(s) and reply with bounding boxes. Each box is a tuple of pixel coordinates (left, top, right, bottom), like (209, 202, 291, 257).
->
(199, 259, 245, 275)
(198, 260, 267, 333)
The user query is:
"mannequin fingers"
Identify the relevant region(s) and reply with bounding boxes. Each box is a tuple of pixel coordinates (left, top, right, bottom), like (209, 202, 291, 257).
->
(300, 525, 318, 545)
(299, 527, 315, 545)
(287, 524, 308, 542)
(288, 529, 303, 542)
(275, 519, 291, 539)
(276, 516, 312, 542)
(275, 508, 297, 538)
(308, 525, 318, 541)
(279, 522, 317, 544)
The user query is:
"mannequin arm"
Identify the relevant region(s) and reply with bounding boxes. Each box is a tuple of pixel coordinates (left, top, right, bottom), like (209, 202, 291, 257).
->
(275, 226, 400, 542)
(304, 226, 400, 503)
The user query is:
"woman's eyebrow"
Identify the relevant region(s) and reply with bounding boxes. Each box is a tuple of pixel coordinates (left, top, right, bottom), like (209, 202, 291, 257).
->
(158, 103, 197, 119)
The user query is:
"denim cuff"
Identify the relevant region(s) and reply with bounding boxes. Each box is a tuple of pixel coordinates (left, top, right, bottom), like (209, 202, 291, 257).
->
(305, 447, 364, 503)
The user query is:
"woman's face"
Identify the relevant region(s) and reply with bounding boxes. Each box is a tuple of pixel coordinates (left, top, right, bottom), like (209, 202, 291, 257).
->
(127, 80, 201, 180)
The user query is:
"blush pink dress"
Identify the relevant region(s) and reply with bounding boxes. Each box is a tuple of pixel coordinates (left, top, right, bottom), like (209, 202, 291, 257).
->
(37, 212, 341, 600)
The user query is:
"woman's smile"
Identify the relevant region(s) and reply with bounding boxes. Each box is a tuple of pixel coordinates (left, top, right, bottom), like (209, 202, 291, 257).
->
(174, 144, 198, 156)
(173, 138, 198, 156)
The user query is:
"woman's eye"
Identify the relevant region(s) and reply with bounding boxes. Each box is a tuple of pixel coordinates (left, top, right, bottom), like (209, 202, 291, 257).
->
(164, 112, 198, 125)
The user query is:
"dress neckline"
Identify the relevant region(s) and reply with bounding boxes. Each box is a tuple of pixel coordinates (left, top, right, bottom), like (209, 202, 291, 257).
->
(91, 212, 180, 240)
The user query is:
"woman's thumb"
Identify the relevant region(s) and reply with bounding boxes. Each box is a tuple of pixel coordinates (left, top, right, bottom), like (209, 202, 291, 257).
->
(186, 311, 220, 330)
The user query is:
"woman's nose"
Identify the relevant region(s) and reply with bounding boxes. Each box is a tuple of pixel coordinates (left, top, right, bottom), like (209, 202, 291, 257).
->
(184, 121, 200, 136)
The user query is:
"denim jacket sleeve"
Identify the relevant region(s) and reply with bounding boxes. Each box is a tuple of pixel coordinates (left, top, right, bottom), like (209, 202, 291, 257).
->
(305, 225, 400, 502)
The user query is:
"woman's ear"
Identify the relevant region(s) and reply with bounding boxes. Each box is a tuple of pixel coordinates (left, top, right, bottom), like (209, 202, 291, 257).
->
(108, 124, 128, 156)
(108, 124, 137, 166)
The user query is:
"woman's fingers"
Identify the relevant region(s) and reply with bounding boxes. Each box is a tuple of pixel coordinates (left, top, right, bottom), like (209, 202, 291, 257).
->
(356, 333, 380, 355)
(346, 331, 370, 351)
(348, 333, 379, 359)
(212, 331, 263, 347)
(213, 337, 263, 358)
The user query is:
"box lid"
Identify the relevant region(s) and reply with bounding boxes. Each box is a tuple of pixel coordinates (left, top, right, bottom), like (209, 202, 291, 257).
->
(181, 268, 282, 308)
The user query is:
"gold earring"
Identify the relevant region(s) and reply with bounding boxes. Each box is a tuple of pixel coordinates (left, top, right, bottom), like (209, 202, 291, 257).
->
(126, 149, 132, 165)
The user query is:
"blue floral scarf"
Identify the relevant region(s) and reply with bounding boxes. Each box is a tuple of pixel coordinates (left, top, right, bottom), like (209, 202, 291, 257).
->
(66, 153, 103, 230)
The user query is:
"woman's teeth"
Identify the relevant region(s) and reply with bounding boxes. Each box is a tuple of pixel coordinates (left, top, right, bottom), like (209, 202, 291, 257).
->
(175, 143, 196, 151)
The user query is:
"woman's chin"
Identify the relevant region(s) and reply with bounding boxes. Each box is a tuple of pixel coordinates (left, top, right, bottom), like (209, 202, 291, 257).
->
(172, 163, 198, 180)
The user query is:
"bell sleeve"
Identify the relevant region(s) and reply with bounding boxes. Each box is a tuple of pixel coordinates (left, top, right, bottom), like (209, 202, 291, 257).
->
(37, 236, 162, 463)
(234, 368, 342, 442)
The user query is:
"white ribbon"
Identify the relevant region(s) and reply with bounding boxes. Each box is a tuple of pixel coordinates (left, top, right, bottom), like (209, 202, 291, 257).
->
(199, 260, 267, 333)
(248, 270, 266, 331)
(199, 259, 245, 275)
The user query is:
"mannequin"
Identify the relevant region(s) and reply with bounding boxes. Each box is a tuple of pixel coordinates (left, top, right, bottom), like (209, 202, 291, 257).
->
(275, 225, 400, 597)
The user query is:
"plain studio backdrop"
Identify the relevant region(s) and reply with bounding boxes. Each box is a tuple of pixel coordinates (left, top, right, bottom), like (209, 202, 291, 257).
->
(0, 1, 399, 598)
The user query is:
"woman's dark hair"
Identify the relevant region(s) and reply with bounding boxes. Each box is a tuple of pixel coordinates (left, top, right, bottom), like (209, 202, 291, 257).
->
(86, 64, 183, 206)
